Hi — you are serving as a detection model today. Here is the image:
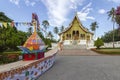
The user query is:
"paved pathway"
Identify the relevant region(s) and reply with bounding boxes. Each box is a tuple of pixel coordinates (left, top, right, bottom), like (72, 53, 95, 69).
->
(57, 49, 103, 56)
(38, 56, 120, 80)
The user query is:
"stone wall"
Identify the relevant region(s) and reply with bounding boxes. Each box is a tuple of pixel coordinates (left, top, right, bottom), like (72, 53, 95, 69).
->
(104, 41, 120, 48)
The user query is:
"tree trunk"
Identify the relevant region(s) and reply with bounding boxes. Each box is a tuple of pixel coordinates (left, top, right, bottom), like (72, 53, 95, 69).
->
(113, 22, 115, 48)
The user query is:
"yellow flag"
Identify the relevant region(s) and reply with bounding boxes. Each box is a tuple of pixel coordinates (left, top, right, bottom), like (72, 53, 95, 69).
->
(28, 46, 33, 51)
(3, 22, 7, 28)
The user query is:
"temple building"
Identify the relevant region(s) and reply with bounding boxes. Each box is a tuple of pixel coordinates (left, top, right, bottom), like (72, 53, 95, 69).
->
(59, 13, 94, 48)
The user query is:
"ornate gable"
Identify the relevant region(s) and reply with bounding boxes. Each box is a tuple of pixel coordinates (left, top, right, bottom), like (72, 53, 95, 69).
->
(59, 13, 93, 35)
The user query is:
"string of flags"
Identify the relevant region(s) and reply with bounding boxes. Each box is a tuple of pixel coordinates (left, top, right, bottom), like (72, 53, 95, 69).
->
(0, 21, 47, 34)
(0, 13, 48, 34)
(0, 22, 32, 28)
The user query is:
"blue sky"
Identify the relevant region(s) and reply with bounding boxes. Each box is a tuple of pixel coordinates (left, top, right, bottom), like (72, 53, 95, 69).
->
(0, 0, 120, 39)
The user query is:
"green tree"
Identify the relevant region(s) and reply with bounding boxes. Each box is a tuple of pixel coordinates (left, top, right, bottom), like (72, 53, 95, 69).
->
(60, 25, 64, 32)
(47, 31, 53, 39)
(42, 20, 49, 37)
(38, 31, 51, 48)
(0, 12, 12, 22)
(0, 12, 28, 52)
(27, 27, 33, 37)
(94, 38, 104, 49)
(101, 29, 120, 42)
(54, 27, 59, 39)
(90, 21, 98, 39)
(0, 25, 26, 51)
(17, 31, 27, 45)
(107, 7, 116, 48)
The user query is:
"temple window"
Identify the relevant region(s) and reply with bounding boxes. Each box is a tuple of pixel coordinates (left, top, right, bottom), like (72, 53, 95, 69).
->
(72, 31, 75, 36)
(87, 35, 90, 40)
(76, 31, 79, 36)
(69, 34, 71, 39)
(66, 34, 71, 40)
(80, 34, 85, 40)
(66, 34, 69, 40)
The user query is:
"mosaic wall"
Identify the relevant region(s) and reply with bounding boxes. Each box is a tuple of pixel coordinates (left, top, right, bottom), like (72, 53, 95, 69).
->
(0, 53, 56, 80)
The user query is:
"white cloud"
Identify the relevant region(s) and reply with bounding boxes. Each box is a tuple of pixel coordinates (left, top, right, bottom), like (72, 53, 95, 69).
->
(9, 0, 36, 6)
(24, 0, 36, 6)
(9, 0, 20, 6)
(108, 0, 120, 3)
(98, 9, 106, 14)
(70, 0, 84, 10)
(77, 2, 95, 21)
(41, 0, 85, 27)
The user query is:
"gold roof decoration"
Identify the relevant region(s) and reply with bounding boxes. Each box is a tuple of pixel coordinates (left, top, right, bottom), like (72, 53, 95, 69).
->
(59, 13, 93, 35)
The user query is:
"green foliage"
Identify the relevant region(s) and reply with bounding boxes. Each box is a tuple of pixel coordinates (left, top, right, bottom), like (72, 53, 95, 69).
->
(90, 21, 98, 32)
(107, 8, 116, 22)
(94, 38, 104, 49)
(91, 48, 120, 55)
(38, 31, 52, 48)
(101, 29, 120, 42)
(0, 54, 19, 64)
(0, 25, 27, 52)
(44, 39, 52, 48)
(54, 26, 59, 34)
(42, 20, 49, 30)
(47, 31, 54, 39)
(27, 27, 33, 37)
(54, 27, 59, 40)
(60, 25, 64, 32)
(0, 12, 12, 22)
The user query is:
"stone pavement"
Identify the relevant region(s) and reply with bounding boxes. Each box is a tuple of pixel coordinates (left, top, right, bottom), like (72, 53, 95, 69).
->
(38, 56, 120, 80)
(57, 49, 103, 56)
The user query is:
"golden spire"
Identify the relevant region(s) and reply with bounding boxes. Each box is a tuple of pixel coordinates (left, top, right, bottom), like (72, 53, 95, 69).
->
(32, 19, 37, 33)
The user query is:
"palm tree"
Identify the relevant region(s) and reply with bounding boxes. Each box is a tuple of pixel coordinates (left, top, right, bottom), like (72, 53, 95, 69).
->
(90, 21, 99, 39)
(27, 27, 33, 37)
(107, 7, 116, 48)
(54, 27, 59, 40)
(42, 20, 49, 37)
(60, 25, 64, 32)
(47, 31, 53, 39)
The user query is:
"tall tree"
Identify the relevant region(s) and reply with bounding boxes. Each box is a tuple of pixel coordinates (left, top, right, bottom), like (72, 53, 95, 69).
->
(101, 29, 120, 42)
(90, 21, 98, 39)
(54, 27, 59, 39)
(60, 25, 64, 32)
(0, 12, 12, 22)
(47, 31, 53, 39)
(42, 20, 49, 37)
(27, 27, 33, 37)
(107, 7, 116, 48)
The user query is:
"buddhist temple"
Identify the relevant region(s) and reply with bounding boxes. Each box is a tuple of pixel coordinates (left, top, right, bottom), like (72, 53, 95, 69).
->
(59, 13, 94, 48)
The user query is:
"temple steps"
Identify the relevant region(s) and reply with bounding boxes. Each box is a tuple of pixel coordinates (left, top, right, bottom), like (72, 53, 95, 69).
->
(63, 45, 87, 49)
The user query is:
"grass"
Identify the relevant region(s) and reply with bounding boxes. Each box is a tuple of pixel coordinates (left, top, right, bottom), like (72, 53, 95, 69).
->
(0, 51, 21, 55)
(0, 51, 22, 65)
(91, 48, 120, 55)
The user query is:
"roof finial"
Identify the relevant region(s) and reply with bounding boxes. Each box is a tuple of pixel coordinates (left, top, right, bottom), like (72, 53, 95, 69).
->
(32, 19, 37, 33)
(74, 6, 78, 16)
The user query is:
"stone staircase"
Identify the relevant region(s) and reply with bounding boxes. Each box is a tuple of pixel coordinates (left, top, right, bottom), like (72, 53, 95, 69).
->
(63, 45, 87, 49)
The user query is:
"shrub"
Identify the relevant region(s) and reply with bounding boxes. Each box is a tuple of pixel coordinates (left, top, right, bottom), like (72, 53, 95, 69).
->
(94, 38, 104, 49)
